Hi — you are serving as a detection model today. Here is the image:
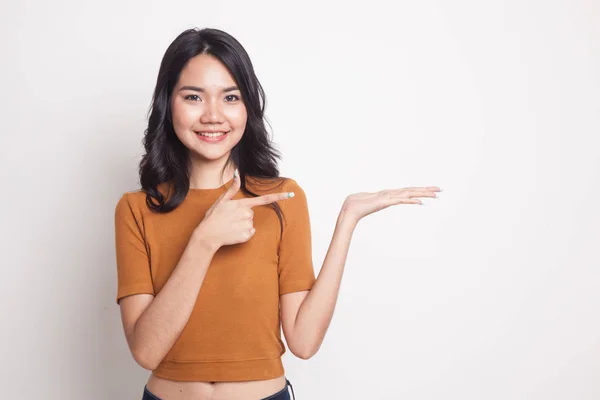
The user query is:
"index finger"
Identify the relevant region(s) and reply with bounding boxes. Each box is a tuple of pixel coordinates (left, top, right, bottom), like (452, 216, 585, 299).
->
(235, 191, 295, 208)
(218, 170, 241, 203)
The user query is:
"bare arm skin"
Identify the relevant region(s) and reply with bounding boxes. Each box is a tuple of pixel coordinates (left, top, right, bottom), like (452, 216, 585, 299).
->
(281, 186, 441, 359)
(279, 213, 355, 359)
(119, 233, 217, 370)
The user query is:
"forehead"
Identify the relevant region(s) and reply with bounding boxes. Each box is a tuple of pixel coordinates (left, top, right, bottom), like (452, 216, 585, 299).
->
(177, 53, 237, 88)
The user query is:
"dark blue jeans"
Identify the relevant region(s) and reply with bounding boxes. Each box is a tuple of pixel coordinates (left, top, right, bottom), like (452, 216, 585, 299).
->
(142, 379, 295, 400)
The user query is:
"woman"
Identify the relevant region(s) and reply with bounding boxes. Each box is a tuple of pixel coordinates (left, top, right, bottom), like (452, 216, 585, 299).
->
(114, 27, 441, 400)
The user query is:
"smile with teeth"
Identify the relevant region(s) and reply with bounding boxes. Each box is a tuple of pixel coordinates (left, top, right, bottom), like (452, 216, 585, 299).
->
(197, 131, 228, 137)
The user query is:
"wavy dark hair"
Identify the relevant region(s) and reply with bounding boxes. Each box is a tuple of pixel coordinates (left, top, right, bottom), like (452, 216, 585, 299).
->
(139, 27, 285, 229)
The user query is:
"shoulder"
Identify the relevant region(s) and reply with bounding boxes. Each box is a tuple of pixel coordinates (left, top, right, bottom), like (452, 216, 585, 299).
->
(114, 189, 149, 220)
(114, 182, 171, 216)
(281, 177, 305, 193)
(246, 176, 308, 198)
(243, 175, 299, 192)
(115, 189, 145, 207)
(274, 177, 310, 219)
(281, 177, 308, 203)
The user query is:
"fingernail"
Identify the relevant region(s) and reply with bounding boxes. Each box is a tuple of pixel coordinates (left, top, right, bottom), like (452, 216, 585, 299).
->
(234, 169, 239, 178)
(288, 192, 295, 198)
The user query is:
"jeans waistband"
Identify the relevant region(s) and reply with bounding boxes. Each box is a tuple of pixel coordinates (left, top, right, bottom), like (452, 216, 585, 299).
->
(142, 378, 295, 400)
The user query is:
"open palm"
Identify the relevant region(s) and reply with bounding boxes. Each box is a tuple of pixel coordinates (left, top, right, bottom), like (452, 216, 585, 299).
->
(341, 186, 441, 223)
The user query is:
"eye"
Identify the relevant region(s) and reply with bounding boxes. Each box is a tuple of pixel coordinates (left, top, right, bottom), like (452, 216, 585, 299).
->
(225, 94, 240, 102)
(184, 94, 201, 101)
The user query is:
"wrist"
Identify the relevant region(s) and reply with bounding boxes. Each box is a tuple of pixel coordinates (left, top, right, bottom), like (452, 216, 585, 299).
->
(337, 209, 358, 231)
(191, 227, 220, 254)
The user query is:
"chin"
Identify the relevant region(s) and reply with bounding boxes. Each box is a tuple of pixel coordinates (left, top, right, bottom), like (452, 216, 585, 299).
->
(191, 143, 239, 162)
(189, 148, 231, 162)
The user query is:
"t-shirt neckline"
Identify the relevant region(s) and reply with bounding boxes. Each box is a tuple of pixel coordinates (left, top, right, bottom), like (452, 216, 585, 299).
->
(188, 177, 235, 194)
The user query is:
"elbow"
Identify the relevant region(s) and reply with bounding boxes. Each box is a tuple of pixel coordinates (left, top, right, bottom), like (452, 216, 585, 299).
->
(295, 351, 314, 360)
(291, 343, 318, 360)
(131, 346, 161, 371)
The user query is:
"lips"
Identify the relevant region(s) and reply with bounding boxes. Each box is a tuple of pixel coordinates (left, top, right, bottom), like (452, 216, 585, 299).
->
(194, 130, 229, 143)
(195, 131, 228, 137)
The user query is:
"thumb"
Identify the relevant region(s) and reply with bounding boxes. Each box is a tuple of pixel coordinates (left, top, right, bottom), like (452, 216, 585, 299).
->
(220, 168, 241, 202)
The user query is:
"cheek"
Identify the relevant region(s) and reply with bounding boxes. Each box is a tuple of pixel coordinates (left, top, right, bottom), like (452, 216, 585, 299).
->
(171, 102, 196, 129)
(225, 106, 248, 130)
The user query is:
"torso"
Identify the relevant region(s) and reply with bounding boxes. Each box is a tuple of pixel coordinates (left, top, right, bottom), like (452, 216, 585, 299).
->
(140, 178, 295, 399)
(146, 374, 287, 400)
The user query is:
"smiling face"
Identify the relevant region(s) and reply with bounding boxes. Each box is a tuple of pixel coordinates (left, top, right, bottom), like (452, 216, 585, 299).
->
(170, 53, 248, 163)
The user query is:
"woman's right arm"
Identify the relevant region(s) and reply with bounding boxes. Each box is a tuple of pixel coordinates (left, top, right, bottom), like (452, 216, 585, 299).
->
(119, 229, 218, 371)
(117, 171, 294, 370)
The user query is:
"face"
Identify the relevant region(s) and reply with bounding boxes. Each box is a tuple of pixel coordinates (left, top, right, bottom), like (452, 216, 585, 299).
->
(170, 53, 247, 163)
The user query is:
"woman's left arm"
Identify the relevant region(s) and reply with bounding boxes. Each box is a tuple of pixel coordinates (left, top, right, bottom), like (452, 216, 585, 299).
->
(281, 185, 441, 359)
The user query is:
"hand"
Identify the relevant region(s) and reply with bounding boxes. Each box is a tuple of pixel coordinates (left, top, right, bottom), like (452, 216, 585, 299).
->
(196, 170, 295, 249)
(340, 186, 442, 224)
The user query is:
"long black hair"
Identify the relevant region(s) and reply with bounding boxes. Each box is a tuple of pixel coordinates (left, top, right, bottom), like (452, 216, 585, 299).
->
(139, 27, 285, 228)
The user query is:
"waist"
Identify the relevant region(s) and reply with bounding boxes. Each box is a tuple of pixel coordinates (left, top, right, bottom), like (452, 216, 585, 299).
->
(146, 373, 287, 400)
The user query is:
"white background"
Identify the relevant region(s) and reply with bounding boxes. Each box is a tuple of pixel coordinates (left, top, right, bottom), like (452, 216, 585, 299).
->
(1, 0, 599, 399)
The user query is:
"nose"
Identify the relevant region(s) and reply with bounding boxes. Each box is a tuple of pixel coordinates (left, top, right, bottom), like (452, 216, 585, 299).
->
(200, 101, 224, 124)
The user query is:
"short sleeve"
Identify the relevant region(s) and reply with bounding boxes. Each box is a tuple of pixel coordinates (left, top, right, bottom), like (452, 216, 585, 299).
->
(114, 193, 154, 304)
(277, 179, 316, 295)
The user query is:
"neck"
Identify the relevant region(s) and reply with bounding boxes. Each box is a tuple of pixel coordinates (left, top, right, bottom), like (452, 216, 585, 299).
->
(188, 154, 236, 190)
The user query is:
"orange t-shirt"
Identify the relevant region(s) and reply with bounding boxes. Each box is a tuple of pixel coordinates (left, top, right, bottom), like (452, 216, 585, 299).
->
(114, 177, 316, 382)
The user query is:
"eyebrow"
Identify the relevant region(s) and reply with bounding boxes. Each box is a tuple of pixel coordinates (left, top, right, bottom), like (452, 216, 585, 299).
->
(178, 85, 240, 93)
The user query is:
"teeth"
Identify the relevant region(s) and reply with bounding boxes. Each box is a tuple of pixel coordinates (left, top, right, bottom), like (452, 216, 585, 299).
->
(198, 132, 226, 138)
